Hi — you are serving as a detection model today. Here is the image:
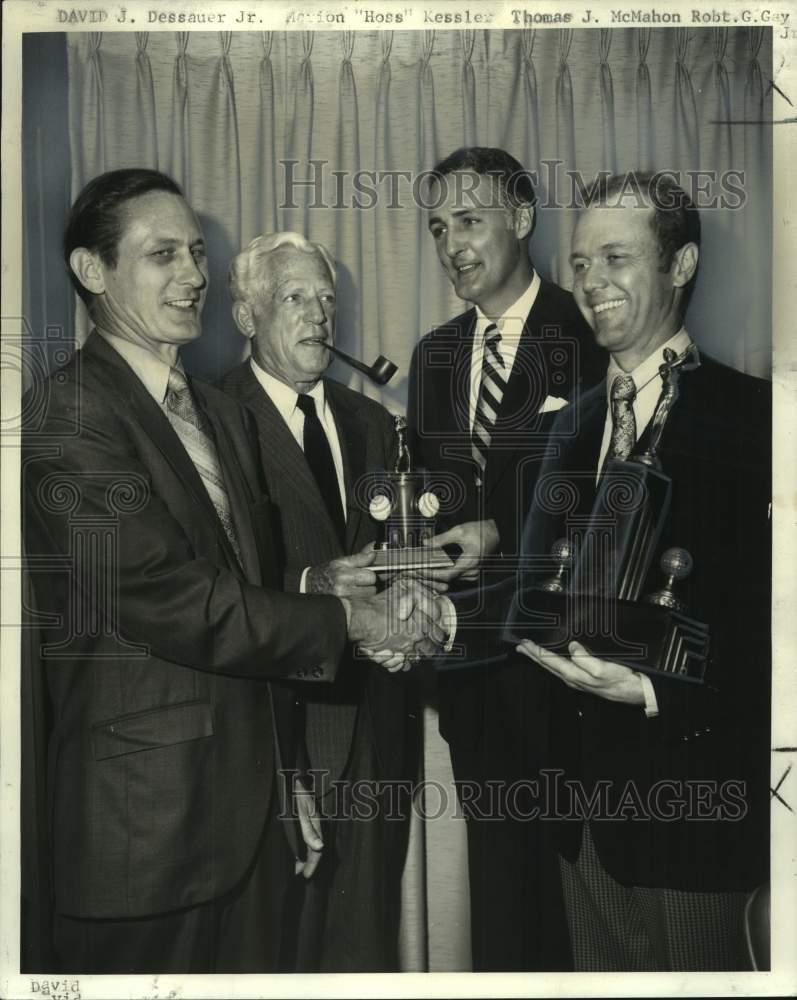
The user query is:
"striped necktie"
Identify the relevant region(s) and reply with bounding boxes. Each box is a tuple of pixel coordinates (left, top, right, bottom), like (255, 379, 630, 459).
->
(607, 373, 637, 462)
(471, 323, 506, 487)
(165, 367, 243, 566)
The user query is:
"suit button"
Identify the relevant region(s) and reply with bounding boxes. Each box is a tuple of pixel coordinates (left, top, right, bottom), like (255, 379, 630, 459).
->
(705, 726, 711, 734)
(693, 730, 702, 738)
(680, 735, 690, 743)
(109, 725, 115, 733)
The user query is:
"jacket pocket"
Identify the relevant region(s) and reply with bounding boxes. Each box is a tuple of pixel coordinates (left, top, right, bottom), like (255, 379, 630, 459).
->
(91, 700, 214, 760)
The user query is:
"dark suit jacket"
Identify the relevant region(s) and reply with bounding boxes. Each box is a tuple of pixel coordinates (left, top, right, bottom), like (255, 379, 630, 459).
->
(22, 333, 348, 920)
(220, 362, 419, 788)
(456, 354, 772, 892)
(407, 279, 606, 754)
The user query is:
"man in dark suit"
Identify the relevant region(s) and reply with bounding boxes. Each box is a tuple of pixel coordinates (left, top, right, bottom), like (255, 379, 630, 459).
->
(512, 171, 771, 970)
(406, 146, 606, 970)
(21, 170, 429, 974)
(220, 231, 418, 971)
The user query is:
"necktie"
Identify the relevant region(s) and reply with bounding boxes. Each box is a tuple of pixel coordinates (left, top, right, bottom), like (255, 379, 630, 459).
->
(471, 324, 506, 487)
(296, 393, 346, 543)
(165, 367, 243, 566)
(607, 373, 637, 462)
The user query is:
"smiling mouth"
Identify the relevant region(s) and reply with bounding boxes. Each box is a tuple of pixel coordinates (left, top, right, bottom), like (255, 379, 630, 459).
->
(454, 262, 480, 277)
(592, 299, 626, 316)
(166, 299, 200, 311)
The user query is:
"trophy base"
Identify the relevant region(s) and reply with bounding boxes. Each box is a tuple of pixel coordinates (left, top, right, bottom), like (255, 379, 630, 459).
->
(370, 546, 455, 575)
(502, 589, 710, 684)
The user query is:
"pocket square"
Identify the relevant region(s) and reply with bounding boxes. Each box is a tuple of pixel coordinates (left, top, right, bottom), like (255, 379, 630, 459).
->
(538, 395, 569, 414)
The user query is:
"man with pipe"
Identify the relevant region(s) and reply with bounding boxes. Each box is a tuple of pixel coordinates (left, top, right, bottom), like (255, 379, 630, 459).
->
(21, 174, 431, 974)
(221, 231, 418, 971)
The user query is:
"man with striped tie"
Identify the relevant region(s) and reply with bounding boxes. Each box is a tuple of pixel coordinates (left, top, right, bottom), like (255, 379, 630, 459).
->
(406, 147, 606, 970)
(21, 169, 429, 973)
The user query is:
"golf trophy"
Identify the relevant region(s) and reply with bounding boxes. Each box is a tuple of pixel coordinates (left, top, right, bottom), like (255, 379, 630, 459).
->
(362, 416, 455, 574)
(504, 344, 711, 683)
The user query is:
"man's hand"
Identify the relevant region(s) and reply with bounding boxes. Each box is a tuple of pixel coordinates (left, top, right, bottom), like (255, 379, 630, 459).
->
(294, 784, 323, 879)
(305, 542, 378, 597)
(343, 579, 448, 669)
(422, 519, 500, 582)
(516, 638, 645, 706)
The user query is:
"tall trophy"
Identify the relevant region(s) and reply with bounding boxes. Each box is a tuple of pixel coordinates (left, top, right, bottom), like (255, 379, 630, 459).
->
(361, 416, 455, 574)
(504, 345, 711, 683)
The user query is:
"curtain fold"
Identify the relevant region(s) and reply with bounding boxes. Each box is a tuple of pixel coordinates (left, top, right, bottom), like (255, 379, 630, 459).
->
(635, 29, 654, 171)
(58, 27, 772, 380)
(553, 29, 576, 286)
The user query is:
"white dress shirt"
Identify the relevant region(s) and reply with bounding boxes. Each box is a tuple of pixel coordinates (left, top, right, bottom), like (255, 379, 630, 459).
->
(467, 271, 542, 432)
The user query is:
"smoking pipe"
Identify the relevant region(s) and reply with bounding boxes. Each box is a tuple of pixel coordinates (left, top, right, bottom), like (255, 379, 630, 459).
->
(326, 343, 398, 385)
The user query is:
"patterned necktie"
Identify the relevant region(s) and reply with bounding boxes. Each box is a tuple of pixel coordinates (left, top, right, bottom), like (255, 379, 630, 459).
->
(471, 323, 506, 487)
(296, 393, 346, 544)
(165, 367, 242, 565)
(607, 373, 637, 462)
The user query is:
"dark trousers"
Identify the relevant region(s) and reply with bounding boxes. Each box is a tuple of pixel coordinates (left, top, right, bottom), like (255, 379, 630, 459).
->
(451, 743, 573, 972)
(52, 797, 296, 974)
(289, 706, 408, 973)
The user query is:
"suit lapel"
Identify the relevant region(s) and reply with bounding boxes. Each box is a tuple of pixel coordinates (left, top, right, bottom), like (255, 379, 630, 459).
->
(231, 364, 341, 544)
(83, 335, 242, 562)
(326, 383, 367, 551)
(192, 382, 262, 584)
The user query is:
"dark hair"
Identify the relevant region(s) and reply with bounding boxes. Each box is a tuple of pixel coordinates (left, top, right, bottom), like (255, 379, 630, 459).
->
(430, 147, 537, 234)
(63, 168, 184, 306)
(585, 171, 701, 316)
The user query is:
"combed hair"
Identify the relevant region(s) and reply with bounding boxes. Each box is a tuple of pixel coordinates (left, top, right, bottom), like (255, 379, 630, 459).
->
(584, 171, 701, 315)
(229, 231, 336, 304)
(430, 146, 537, 231)
(64, 168, 184, 307)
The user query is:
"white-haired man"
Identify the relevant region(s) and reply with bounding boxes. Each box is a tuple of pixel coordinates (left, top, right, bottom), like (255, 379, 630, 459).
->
(220, 232, 417, 972)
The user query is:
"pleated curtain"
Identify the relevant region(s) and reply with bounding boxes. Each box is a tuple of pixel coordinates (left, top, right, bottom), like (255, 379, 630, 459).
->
(49, 27, 772, 395)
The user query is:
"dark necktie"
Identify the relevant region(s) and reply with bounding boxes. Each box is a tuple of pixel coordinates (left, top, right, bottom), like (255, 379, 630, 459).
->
(471, 323, 506, 487)
(296, 393, 346, 543)
(165, 367, 243, 566)
(607, 373, 637, 462)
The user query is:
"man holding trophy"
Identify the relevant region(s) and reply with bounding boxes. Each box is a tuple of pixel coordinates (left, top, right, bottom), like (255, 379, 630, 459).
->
(425, 171, 771, 970)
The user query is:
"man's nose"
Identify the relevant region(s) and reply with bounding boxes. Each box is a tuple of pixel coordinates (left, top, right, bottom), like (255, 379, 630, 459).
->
(445, 229, 466, 259)
(581, 262, 607, 294)
(178, 251, 207, 288)
(306, 296, 327, 325)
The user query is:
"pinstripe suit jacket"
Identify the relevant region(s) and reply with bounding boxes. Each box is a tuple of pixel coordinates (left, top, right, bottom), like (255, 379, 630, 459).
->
(220, 362, 419, 787)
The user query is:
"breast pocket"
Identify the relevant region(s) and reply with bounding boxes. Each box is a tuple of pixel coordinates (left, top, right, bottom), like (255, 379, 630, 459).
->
(91, 700, 214, 761)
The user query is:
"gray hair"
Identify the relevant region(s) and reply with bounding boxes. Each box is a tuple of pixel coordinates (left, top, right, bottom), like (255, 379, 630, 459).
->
(228, 231, 336, 304)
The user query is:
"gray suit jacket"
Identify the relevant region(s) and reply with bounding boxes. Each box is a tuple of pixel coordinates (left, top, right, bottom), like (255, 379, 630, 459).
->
(220, 362, 419, 788)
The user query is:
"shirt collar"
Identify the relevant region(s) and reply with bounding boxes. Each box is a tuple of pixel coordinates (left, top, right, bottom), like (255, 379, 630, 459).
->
(605, 328, 693, 396)
(474, 271, 541, 343)
(249, 356, 326, 421)
(95, 327, 175, 405)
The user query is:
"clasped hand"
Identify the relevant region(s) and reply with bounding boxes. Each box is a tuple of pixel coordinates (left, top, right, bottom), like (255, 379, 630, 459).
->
(345, 578, 449, 672)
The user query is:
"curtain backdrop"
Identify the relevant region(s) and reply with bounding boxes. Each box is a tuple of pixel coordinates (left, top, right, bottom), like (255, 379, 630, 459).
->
(24, 27, 772, 398)
(21, 26, 773, 974)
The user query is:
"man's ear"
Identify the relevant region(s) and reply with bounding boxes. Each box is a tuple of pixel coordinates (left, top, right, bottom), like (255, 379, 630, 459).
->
(69, 248, 106, 296)
(672, 242, 699, 289)
(232, 301, 256, 339)
(513, 204, 534, 241)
